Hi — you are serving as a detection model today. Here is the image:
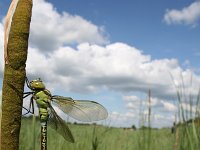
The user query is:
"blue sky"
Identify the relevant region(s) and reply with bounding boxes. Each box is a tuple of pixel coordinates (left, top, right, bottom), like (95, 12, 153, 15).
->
(46, 0, 200, 67)
(0, 0, 200, 128)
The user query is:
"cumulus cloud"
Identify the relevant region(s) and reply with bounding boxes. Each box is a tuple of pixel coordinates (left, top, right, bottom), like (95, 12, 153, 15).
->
(23, 42, 200, 102)
(153, 114, 175, 127)
(178, 101, 200, 116)
(109, 111, 136, 127)
(1, 0, 199, 100)
(123, 95, 177, 113)
(164, 1, 200, 26)
(29, 0, 109, 52)
(109, 101, 176, 127)
(1, 0, 200, 127)
(122, 95, 177, 127)
(27, 43, 158, 93)
(160, 100, 177, 111)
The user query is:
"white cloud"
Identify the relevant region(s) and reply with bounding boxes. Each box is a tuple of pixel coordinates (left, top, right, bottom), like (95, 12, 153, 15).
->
(109, 111, 136, 127)
(23, 42, 200, 101)
(108, 104, 176, 128)
(180, 102, 200, 114)
(123, 95, 140, 102)
(122, 94, 177, 127)
(1, 0, 199, 100)
(164, 1, 200, 26)
(160, 100, 177, 111)
(113, 111, 135, 119)
(153, 114, 175, 127)
(1, 0, 200, 128)
(29, 0, 108, 52)
(123, 95, 177, 113)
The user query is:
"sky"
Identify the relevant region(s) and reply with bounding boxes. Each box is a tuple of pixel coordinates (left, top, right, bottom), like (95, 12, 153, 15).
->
(0, 0, 200, 128)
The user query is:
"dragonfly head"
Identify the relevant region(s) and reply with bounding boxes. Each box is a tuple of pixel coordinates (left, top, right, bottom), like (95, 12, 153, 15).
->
(30, 78, 45, 90)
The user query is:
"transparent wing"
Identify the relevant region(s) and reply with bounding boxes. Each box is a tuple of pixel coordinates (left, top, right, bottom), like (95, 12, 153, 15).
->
(48, 104, 75, 143)
(51, 95, 108, 122)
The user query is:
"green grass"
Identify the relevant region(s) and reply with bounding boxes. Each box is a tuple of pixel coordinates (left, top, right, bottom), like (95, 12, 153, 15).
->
(19, 117, 175, 150)
(15, 75, 200, 150)
(0, 94, 1, 139)
(170, 74, 200, 150)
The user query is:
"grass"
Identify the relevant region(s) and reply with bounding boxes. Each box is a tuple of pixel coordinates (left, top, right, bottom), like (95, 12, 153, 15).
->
(171, 74, 200, 150)
(2, 74, 200, 150)
(19, 117, 175, 150)
(18, 80, 200, 150)
(0, 94, 2, 127)
(0, 95, 1, 145)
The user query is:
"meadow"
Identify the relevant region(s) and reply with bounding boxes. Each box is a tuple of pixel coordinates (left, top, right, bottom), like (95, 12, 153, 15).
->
(19, 117, 176, 150)
(8, 76, 200, 150)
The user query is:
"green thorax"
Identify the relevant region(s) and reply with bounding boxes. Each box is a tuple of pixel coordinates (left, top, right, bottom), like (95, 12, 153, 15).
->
(33, 89, 51, 122)
(30, 79, 52, 122)
(33, 89, 51, 108)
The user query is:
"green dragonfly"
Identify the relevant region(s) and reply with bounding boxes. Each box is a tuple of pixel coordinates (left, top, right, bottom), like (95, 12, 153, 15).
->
(23, 78, 108, 143)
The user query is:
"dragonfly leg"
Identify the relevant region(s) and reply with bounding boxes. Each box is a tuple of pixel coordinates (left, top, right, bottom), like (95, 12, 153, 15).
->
(22, 96, 34, 116)
(23, 92, 33, 98)
(31, 96, 34, 114)
(25, 77, 32, 89)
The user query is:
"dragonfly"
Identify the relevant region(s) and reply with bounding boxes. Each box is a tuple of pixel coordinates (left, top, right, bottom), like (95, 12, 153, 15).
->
(23, 77, 108, 143)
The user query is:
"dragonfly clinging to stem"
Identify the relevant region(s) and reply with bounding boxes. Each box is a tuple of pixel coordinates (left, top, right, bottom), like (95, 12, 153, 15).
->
(23, 77, 108, 143)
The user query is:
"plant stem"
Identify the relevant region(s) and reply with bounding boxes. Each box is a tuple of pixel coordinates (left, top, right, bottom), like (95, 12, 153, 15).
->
(1, 0, 32, 149)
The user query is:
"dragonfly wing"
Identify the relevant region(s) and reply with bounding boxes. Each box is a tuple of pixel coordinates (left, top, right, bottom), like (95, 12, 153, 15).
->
(48, 104, 75, 143)
(51, 96, 108, 122)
